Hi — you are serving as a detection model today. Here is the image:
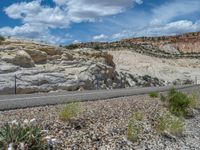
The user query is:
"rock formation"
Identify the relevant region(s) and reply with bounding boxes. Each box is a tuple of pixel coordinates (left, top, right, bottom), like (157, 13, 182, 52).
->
(0, 39, 127, 94)
(0, 33, 198, 95)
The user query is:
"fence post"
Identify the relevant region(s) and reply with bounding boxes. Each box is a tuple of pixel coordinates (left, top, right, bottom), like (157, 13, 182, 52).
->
(195, 76, 198, 85)
(14, 74, 17, 94)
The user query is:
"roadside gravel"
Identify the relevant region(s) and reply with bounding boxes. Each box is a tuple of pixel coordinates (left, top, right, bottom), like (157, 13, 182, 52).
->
(0, 95, 199, 150)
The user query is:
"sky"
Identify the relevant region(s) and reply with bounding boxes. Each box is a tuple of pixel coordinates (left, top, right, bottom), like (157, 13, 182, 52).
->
(0, 0, 200, 45)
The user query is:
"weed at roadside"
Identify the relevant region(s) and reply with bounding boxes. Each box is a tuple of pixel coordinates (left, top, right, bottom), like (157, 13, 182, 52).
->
(59, 102, 83, 122)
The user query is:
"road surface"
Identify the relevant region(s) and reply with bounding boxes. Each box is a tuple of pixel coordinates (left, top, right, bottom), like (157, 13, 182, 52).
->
(0, 84, 199, 110)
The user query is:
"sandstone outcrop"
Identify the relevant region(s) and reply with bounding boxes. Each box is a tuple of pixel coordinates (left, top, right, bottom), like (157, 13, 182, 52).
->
(0, 37, 197, 95)
(0, 39, 126, 94)
(24, 49, 47, 63)
(1, 50, 35, 67)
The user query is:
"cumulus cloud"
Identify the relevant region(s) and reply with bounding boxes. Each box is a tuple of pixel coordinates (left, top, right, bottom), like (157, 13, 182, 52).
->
(151, 0, 200, 25)
(72, 40, 81, 44)
(0, 23, 71, 44)
(53, 0, 143, 22)
(141, 20, 200, 37)
(4, 0, 144, 28)
(110, 20, 200, 41)
(93, 34, 108, 41)
(1, 0, 143, 44)
(4, 0, 69, 29)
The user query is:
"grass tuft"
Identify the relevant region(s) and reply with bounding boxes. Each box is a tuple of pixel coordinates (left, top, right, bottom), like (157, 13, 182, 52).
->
(59, 102, 83, 122)
(127, 120, 140, 142)
(149, 92, 159, 98)
(131, 112, 144, 121)
(127, 112, 144, 142)
(155, 114, 184, 136)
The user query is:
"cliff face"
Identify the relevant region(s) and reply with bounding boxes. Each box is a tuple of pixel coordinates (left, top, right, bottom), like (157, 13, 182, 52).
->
(0, 38, 166, 95)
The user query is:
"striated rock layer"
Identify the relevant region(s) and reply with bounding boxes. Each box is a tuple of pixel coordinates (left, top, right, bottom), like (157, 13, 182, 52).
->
(0, 39, 126, 94)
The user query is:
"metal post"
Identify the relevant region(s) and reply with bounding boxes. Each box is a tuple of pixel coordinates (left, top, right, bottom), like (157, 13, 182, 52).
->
(14, 74, 17, 94)
(195, 76, 198, 85)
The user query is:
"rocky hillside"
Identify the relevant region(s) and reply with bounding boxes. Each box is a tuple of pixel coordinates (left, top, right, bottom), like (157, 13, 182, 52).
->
(0, 34, 198, 95)
(66, 31, 200, 58)
(0, 38, 166, 95)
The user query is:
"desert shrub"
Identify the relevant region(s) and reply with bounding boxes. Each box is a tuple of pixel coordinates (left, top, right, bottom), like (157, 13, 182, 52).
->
(161, 88, 199, 117)
(168, 88, 193, 117)
(188, 93, 199, 109)
(127, 121, 140, 142)
(127, 112, 144, 142)
(59, 103, 83, 121)
(160, 93, 166, 102)
(149, 92, 159, 98)
(93, 45, 101, 50)
(0, 35, 5, 44)
(0, 120, 49, 149)
(0, 35, 5, 41)
(131, 112, 144, 121)
(65, 44, 79, 49)
(155, 114, 184, 136)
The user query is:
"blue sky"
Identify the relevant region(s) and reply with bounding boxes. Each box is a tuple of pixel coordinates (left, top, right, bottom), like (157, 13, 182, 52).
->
(0, 0, 200, 45)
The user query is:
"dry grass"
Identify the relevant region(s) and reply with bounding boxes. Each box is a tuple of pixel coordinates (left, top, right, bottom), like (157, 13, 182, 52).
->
(59, 102, 83, 122)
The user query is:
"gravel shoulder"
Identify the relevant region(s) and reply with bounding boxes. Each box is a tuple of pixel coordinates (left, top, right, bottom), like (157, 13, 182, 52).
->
(0, 95, 200, 150)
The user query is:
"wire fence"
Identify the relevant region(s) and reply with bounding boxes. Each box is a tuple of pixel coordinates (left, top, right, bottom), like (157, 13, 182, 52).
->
(8, 74, 200, 95)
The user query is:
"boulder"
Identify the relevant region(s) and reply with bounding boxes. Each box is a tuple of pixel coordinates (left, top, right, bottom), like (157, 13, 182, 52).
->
(24, 49, 47, 63)
(14, 50, 35, 67)
(61, 53, 73, 61)
(38, 46, 62, 55)
(2, 50, 34, 67)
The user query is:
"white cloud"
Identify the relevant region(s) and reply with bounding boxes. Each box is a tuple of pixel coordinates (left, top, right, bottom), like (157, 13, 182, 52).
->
(111, 31, 132, 40)
(93, 34, 108, 41)
(1, 0, 143, 44)
(53, 0, 143, 23)
(4, 0, 143, 27)
(72, 40, 81, 44)
(142, 20, 200, 36)
(110, 20, 200, 41)
(0, 23, 71, 44)
(4, 0, 69, 29)
(151, 0, 200, 25)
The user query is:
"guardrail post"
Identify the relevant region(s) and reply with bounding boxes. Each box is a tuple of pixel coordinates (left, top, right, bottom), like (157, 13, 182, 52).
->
(14, 74, 17, 94)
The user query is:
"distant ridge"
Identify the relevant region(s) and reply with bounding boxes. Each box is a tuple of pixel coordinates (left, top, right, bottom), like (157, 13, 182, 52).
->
(66, 31, 200, 58)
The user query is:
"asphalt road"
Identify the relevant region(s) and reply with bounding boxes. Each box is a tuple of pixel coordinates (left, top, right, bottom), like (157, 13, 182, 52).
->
(0, 84, 199, 111)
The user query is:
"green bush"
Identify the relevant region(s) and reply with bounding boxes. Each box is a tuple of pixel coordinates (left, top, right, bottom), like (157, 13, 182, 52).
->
(155, 114, 184, 136)
(65, 44, 79, 49)
(0, 35, 5, 44)
(59, 103, 83, 121)
(0, 121, 48, 149)
(93, 45, 101, 50)
(0, 35, 5, 41)
(168, 89, 191, 117)
(149, 92, 159, 98)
